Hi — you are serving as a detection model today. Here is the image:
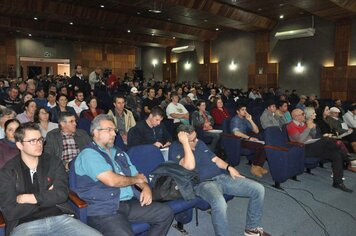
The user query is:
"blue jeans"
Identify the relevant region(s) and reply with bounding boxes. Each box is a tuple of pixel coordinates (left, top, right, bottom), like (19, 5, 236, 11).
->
(195, 174, 265, 236)
(87, 199, 174, 236)
(11, 214, 102, 236)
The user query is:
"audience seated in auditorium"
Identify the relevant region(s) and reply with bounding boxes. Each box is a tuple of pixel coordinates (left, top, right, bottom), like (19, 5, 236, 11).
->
(67, 90, 88, 117)
(260, 100, 288, 129)
(107, 95, 136, 143)
(230, 104, 268, 178)
(343, 105, 356, 129)
(169, 124, 270, 236)
(0, 119, 20, 168)
(34, 107, 58, 138)
(248, 88, 262, 100)
(0, 108, 16, 139)
(79, 96, 104, 121)
(16, 99, 37, 123)
(166, 92, 189, 125)
(160, 90, 172, 112)
(333, 99, 346, 117)
(50, 94, 78, 123)
(74, 114, 174, 235)
(44, 112, 91, 171)
(0, 122, 101, 236)
(287, 108, 352, 192)
(34, 87, 47, 108)
(191, 100, 220, 153)
(127, 106, 171, 148)
(45, 91, 57, 111)
(0, 85, 21, 112)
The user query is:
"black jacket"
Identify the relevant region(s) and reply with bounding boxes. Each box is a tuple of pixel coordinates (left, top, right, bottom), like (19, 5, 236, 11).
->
(150, 161, 199, 201)
(0, 153, 71, 236)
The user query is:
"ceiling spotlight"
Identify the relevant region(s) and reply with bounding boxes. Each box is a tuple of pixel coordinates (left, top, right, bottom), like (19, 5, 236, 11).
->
(215, 28, 219, 31)
(137, 12, 141, 15)
(167, 18, 171, 21)
(69, 22, 74, 25)
(279, 15, 284, 19)
(257, 8, 262, 11)
(172, 36, 176, 39)
(204, 19, 208, 22)
(28, 33, 32, 37)
(127, 29, 131, 33)
(279, 3, 284, 7)
(33, 17, 38, 20)
(151, 33, 155, 36)
(100, 5, 105, 8)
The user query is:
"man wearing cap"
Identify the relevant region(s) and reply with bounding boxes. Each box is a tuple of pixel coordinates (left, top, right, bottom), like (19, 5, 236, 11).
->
(343, 105, 356, 129)
(295, 95, 307, 111)
(260, 100, 288, 129)
(126, 87, 142, 121)
(327, 107, 356, 153)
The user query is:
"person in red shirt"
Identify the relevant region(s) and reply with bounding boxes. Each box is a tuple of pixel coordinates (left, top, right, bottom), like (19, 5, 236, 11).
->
(210, 97, 231, 127)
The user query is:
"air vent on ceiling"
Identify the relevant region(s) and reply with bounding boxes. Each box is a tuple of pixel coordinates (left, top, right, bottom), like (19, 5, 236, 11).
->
(275, 28, 315, 40)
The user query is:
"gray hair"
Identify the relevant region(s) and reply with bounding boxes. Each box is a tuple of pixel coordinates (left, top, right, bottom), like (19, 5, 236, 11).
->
(0, 108, 16, 118)
(90, 114, 115, 135)
(58, 111, 75, 124)
(177, 124, 195, 134)
(304, 107, 315, 120)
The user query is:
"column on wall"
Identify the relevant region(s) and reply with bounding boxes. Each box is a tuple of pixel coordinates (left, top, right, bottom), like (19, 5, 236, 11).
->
(0, 38, 16, 77)
(163, 47, 177, 83)
(321, 18, 355, 100)
(248, 31, 278, 89)
(198, 40, 218, 83)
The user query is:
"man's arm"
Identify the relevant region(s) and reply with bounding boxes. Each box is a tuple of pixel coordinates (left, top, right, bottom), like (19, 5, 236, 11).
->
(211, 156, 245, 179)
(97, 171, 147, 188)
(177, 132, 195, 170)
(246, 112, 259, 133)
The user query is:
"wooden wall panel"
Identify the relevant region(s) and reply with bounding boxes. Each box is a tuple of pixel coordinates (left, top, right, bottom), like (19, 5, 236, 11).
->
(210, 63, 218, 84)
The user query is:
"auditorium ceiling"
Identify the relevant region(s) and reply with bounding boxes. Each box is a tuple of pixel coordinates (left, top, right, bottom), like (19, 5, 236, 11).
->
(0, 0, 355, 47)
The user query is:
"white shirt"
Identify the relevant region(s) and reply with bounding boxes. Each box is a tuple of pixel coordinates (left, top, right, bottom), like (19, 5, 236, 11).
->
(343, 111, 356, 128)
(67, 100, 88, 116)
(166, 102, 188, 123)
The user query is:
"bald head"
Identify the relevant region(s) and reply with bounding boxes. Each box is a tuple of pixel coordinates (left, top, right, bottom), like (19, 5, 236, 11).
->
(291, 108, 305, 123)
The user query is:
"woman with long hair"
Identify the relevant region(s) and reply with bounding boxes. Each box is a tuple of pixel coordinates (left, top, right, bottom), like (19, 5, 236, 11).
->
(50, 94, 78, 123)
(80, 96, 104, 121)
(210, 97, 231, 127)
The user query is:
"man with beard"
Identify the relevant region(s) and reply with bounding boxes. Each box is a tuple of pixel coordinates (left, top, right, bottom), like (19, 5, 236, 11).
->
(73, 114, 173, 235)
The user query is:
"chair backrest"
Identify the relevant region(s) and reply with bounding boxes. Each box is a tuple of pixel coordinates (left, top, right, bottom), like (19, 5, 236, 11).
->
(221, 134, 241, 166)
(222, 118, 231, 134)
(77, 118, 91, 135)
(69, 160, 77, 189)
(264, 126, 286, 146)
(127, 144, 165, 178)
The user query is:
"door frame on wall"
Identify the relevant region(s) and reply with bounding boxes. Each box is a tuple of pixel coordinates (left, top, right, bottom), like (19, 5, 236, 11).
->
(19, 57, 70, 79)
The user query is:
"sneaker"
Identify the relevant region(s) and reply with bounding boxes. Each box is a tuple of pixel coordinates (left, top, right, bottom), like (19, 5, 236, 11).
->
(251, 165, 263, 178)
(332, 183, 353, 193)
(245, 227, 271, 236)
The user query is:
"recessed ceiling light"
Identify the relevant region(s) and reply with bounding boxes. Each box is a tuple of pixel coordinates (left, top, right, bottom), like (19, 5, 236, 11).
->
(279, 15, 284, 19)
(167, 18, 171, 21)
(215, 28, 219, 31)
(148, 9, 162, 14)
(69, 22, 74, 25)
(127, 29, 131, 33)
(279, 3, 284, 7)
(152, 33, 155, 36)
(33, 17, 38, 20)
(172, 36, 176, 39)
(137, 11, 141, 15)
(28, 33, 32, 37)
(257, 8, 262, 11)
(204, 19, 208, 22)
(100, 5, 104, 8)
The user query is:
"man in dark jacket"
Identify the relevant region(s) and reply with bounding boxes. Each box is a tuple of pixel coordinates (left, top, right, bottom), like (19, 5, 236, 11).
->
(127, 106, 171, 148)
(0, 122, 100, 236)
(44, 111, 91, 170)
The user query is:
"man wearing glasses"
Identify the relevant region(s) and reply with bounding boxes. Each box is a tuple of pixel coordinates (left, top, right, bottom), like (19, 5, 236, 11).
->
(0, 122, 101, 236)
(73, 114, 174, 235)
(287, 108, 352, 193)
(45, 111, 91, 170)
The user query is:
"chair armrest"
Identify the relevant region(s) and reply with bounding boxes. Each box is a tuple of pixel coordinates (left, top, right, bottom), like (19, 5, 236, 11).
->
(0, 211, 5, 228)
(287, 141, 304, 147)
(221, 133, 242, 139)
(69, 190, 87, 208)
(264, 145, 289, 152)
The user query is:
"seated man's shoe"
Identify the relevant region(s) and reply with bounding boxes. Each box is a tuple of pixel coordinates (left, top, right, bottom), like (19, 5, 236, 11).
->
(332, 182, 353, 193)
(245, 227, 271, 236)
(251, 165, 263, 178)
(345, 153, 356, 162)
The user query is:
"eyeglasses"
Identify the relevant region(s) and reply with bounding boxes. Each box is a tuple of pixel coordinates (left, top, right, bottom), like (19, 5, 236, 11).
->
(97, 127, 118, 133)
(22, 137, 45, 145)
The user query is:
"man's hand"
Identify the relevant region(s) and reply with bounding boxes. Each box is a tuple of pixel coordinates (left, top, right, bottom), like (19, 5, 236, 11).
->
(139, 185, 152, 206)
(228, 167, 245, 179)
(134, 173, 148, 185)
(153, 142, 163, 148)
(163, 142, 171, 148)
(16, 194, 37, 204)
(245, 112, 253, 121)
(178, 132, 189, 145)
(249, 137, 259, 141)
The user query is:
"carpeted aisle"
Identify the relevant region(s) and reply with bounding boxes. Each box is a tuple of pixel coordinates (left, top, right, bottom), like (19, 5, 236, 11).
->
(167, 157, 356, 236)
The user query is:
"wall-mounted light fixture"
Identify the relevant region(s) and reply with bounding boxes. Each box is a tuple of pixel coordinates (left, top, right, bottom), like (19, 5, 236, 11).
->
(152, 59, 158, 67)
(184, 61, 192, 70)
(294, 62, 304, 73)
(229, 61, 237, 71)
